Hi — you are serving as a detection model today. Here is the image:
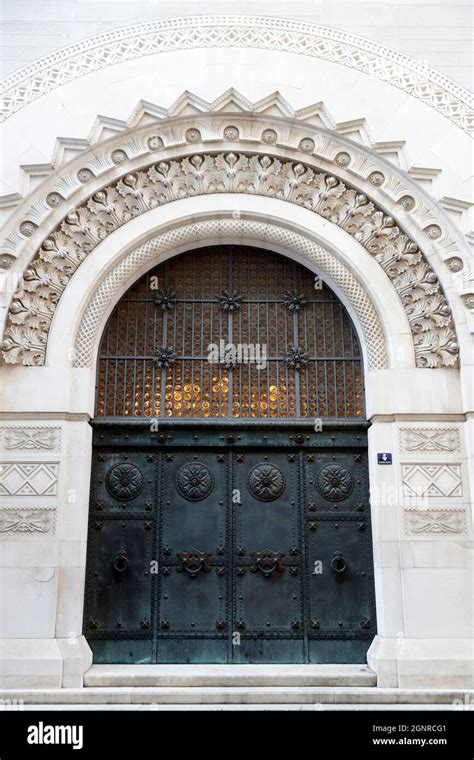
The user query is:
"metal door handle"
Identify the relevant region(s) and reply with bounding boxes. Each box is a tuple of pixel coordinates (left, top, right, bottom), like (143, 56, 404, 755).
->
(176, 550, 212, 578)
(250, 550, 285, 577)
(331, 550, 347, 581)
(113, 549, 128, 573)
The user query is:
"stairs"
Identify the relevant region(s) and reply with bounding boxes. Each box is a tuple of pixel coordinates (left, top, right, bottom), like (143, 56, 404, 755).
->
(0, 666, 472, 707)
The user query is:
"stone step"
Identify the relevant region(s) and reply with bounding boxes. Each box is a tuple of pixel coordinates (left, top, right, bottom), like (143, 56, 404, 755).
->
(84, 664, 376, 688)
(0, 686, 471, 706)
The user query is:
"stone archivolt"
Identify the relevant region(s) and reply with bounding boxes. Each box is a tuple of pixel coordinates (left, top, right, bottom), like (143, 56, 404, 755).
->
(1, 16, 472, 132)
(2, 151, 459, 369)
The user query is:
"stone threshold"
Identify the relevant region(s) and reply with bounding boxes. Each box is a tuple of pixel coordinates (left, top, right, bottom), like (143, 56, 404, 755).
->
(84, 664, 377, 688)
(0, 686, 471, 706)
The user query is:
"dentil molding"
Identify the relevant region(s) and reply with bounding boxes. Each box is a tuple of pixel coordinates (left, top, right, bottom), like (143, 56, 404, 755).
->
(1, 16, 472, 132)
(2, 151, 459, 369)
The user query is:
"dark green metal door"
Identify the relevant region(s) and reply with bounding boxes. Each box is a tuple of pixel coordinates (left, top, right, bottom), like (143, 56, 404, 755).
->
(84, 422, 376, 664)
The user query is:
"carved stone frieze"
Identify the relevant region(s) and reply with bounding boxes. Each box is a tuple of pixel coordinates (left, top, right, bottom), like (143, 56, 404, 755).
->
(0, 507, 57, 535)
(403, 507, 466, 535)
(0, 425, 62, 453)
(0, 462, 59, 496)
(399, 427, 460, 454)
(2, 152, 458, 369)
(1, 17, 471, 131)
(401, 463, 462, 498)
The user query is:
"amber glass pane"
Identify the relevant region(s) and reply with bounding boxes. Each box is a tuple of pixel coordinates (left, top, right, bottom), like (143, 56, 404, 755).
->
(95, 246, 364, 418)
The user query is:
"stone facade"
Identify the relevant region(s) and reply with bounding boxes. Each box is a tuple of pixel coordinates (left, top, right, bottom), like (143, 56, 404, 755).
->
(0, 6, 472, 694)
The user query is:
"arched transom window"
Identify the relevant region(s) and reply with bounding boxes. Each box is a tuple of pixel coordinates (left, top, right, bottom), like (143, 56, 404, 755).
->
(96, 246, 364, 419)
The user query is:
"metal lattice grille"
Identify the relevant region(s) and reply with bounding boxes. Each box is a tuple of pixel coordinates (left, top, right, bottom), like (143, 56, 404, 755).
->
(96, 246, 364, 418)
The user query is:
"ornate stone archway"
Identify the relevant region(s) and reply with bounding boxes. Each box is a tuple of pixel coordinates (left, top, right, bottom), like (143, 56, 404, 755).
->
(0, 16, 472, 693)
(1, 142, 461, 370)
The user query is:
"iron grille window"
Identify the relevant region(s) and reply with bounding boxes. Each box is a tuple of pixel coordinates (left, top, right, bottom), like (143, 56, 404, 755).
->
(96, 246, 364, 418)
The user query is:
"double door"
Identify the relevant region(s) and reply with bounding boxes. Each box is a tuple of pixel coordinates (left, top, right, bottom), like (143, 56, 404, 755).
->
(84, 424, 376, 663)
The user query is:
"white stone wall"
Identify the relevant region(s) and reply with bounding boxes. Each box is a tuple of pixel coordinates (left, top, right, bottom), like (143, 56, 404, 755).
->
(1, 0, 472, 89)
(0, 8, 472, 692)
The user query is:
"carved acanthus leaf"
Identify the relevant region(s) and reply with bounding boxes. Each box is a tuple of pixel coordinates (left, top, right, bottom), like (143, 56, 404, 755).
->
(2, 152, 459, 368)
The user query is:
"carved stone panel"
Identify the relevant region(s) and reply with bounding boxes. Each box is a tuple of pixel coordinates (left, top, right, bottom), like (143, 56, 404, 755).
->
(0, 462, 59, 496)
(404, 508, 467, 535)
(399, 427, 460, 454)
(401, 463, 462, 498)
(2, 152, 458, 369)
(0, 507, 57, 535)
(0, 426, 62, 453)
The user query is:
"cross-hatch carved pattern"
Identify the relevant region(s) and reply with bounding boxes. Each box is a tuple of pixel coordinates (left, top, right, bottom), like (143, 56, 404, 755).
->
(1, 17, 472, 131)
(2, 153, 458, 369)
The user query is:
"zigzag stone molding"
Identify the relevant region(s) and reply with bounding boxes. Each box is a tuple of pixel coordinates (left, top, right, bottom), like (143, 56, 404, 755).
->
(1, 16, 472, 132)
(74, 217, 387, 370)
(2, 152, 459, 368)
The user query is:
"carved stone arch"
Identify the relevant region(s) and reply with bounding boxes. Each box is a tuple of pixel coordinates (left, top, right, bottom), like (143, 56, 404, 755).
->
(1, 16, 472, 131)
(2, 146, 459, 369)
(71, 215, 389, 371)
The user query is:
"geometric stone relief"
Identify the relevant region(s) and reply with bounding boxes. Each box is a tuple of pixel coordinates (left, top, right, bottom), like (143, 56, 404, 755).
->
(0, 425, 62, 453)
(2, 152, 458, 369)
(0, 507, 57, 535)
(0, 463, 59, 496)
(1, 16, 472, 132)
(73, 218, 388, 370)
(401, 464, 463, 498)
(399, 427, 460, 454)
(403, 507, 467, 536)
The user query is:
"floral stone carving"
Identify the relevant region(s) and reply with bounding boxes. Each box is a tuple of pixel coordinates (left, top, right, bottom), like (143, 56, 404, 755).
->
(2, 152, 458, 369)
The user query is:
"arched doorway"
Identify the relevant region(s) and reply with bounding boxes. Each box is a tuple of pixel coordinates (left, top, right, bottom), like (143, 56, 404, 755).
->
(83, 245, 376, 664)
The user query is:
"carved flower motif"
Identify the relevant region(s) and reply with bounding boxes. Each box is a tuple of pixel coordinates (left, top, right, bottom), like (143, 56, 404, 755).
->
(77, 168, 94, 183)
(185, 128, 201, 143)
(299, 138, 315, 153)
(282, 290, 308, 312)
(153, 346, 176, 368)
(106, 463, 143, 500)
(424, 224, 442, 240)
(368, 171, 385, 186)
(446, 257, 463, 273)
(111, 149, 127, 165)
(286, 345, 308, 370)
(261, 129, 277, 144)
(316, 463, 354, 501)
(176, 462, 214, 501)
(335, 152, 351, 167)
(224, 126, 239, 140)
(248, 463, 285, 501)
(398, 195, 415, 211)
(46, 192, 64, 208)
(147, 135, 164, 151)
(19, 221, 37, 237)
(154, 289, 176, 311)
(218, 290, 242, 311)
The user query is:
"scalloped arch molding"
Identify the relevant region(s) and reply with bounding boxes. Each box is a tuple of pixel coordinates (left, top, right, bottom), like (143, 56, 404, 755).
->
(1, 16, 472, 132)
(2, 148, 459, 369)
